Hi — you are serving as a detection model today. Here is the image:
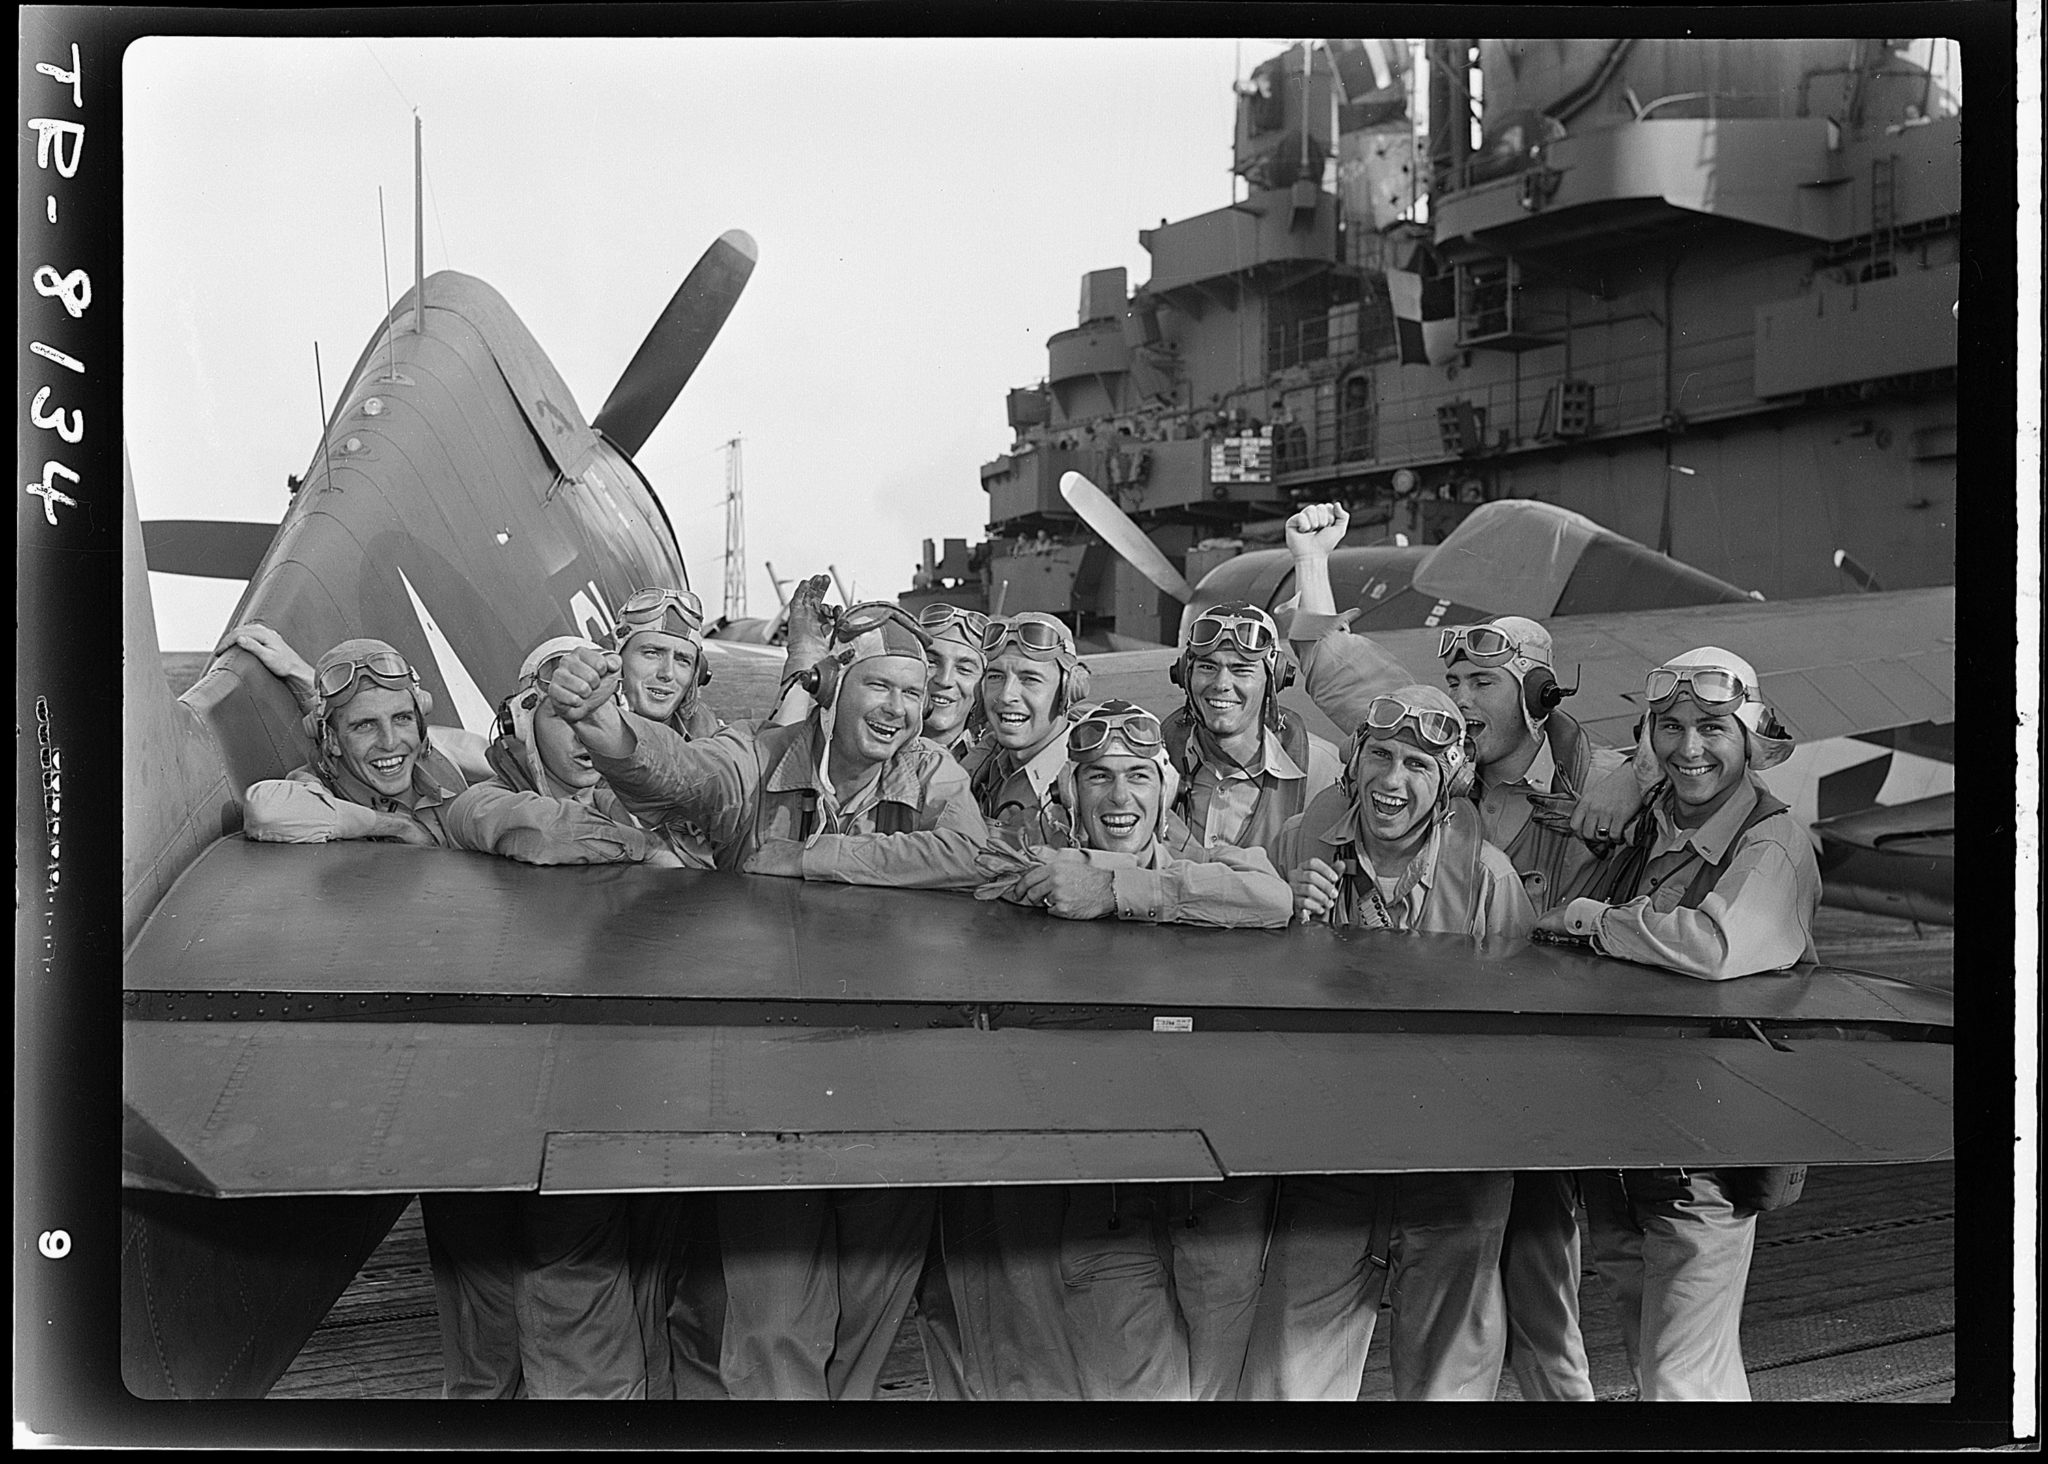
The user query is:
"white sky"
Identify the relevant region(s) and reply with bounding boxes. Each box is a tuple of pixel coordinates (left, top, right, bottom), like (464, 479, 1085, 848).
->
(125, 35, 1272, 648)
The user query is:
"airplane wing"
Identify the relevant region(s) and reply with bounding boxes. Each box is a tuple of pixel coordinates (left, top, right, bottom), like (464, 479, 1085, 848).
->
(121, 837, 1950, 1397)
(1083, 587, 1954, 750)
(127, 840, 1951, 1201)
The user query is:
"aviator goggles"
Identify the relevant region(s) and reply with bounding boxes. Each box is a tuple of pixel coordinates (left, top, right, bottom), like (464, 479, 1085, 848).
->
(981, 614, 1076, 660)
(917, 602, 991, 643)
(1644, 665, 1754, 713)
(316, 650, 420, 701)
(832, 600, 932, 645)
(614, 588, 706, 642)
(1068, 705, 1165, 759)
(1185, 608, 1279, 657)
(1437, 624, 1522, 667)
(1360, 694, 1463, 752)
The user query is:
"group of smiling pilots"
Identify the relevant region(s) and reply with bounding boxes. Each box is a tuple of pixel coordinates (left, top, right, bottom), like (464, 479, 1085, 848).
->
(236, 500, 1820, 1404)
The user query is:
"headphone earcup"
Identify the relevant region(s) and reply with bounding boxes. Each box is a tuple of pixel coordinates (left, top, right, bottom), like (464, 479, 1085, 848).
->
(1271, 652, 1297, 694)
(1169, 659, 1185, 689)
(415, 685, 435, 719)
(494, 697, 517, 743)
(1522, 669, 1559, 722)
(698, 658, 711, 686)
(812, 657, 842, 710)
(1446, 757, 1477, 802)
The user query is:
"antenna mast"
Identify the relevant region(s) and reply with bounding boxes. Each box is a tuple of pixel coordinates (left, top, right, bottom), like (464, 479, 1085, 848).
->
(722, 435, 747, 619)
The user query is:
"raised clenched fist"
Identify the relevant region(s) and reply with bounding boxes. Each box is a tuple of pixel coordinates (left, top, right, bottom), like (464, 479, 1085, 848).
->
(1285, 503, 1350, 561)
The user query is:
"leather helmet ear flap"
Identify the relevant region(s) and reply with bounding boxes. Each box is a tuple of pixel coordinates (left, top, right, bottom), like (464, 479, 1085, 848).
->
(1443, 755, 1477, 803)
(414, 684, 435, 719)
(1168, 658, 1185, 688)
(1062, 660, 1093, 715)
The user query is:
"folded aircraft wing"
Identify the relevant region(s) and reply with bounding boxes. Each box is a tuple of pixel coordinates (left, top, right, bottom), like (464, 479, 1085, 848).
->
(126, 841, 1952, 1200)
(1086, 586, 1954, 750)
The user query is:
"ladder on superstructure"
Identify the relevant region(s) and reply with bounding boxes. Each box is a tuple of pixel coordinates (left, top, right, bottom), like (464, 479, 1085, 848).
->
(721, 436, 746, 620)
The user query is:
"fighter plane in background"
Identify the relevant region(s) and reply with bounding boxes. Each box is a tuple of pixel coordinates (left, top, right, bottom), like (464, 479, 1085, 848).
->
(117, 174, 1950, 1402)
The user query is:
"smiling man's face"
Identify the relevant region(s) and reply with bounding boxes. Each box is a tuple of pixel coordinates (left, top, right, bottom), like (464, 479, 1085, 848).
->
(924, 640, 985, 742)
(329, 685, 423, 797)
(981, 652, 1064, 755)
(831, 655, 928, 772)
(1352, 735, 1441, 849)
(1186, 649, 1266, 743)
(1650, 697, 1748, 817)
(1073, 754, 1162, 855)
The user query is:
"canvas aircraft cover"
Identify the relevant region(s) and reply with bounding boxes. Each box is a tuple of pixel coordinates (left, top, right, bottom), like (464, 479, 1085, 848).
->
(125, 841, 1951, 1198)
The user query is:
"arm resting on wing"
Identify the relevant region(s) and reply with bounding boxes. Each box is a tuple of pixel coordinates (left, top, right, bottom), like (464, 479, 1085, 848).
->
(1555, 838, 1818, 981)
(242, 770, 427, 845)
(443, 781, 655, 866)
(1109, 842, 1294, 928)
(795, 764, 992, 889)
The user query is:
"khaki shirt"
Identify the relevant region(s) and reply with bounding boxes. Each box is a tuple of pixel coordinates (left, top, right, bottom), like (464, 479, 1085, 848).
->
(968, 734, 1075, 844)
(1275, 790, 1535, 942)
(1554, 776, 1820, 980)
(243, 735, 467, 847)
(1182, 724, 1342, 864)
(593, 711, 989, 888)
(1292, 609, 1621, 913)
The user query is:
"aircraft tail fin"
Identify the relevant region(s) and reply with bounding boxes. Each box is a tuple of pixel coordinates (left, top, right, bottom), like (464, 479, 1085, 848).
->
(122, 449, 243, 949)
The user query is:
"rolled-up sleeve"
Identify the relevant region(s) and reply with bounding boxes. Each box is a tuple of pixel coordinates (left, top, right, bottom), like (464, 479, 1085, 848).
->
(589, 717, 754, 850)
(1109, 844, 1293, 928)
(1289, 612, 1417, 737)
(243, 773, 381, 843)
(1590, 839, 1816, 980)
(444, 783, 653, 866)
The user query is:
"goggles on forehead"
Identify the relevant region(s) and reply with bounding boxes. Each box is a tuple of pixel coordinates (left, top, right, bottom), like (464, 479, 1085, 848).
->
(982, 614, 1075, 659)
(1068, 706, 1166, 758)
(917, 602, 991, 643)
(1185, 609, 1279, 656)
(316, 651, 419, 700)
(1437, 624, 1521, 667)
(525, 652, 576, 692)
(1361, 694, 1463, 752)
(615, 588, 706, 641)
(833, 600, 931, 645)
(1644, 665, 1753, 712)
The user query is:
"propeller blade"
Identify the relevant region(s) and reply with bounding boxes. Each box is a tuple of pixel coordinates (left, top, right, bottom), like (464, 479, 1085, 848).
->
(592, 229, 758, 457)
(1058, 471, 1191, 602)
(141, 520, 280, 581)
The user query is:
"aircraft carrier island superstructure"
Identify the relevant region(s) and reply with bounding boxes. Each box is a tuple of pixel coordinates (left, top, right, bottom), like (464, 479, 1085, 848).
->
(901, 38, 1960, 648)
